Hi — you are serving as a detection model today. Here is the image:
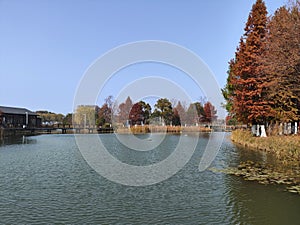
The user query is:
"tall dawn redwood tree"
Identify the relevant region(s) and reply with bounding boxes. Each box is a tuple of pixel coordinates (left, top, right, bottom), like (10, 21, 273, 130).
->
(228, 0, 272, 124)
(264, 4, 300, 123)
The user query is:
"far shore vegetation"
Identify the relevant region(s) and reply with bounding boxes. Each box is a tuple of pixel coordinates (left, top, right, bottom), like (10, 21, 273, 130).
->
(27, 96, 219, 132)
(72, 96, 218, 130)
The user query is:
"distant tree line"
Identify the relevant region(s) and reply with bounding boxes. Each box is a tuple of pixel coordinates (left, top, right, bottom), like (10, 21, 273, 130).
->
(73, 96, 218, 128)
(36, 110, 72, 125)
(222, 0, 300, 133)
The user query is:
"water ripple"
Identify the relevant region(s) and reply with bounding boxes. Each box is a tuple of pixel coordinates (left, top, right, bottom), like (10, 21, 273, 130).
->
(0, 134, 300, 224)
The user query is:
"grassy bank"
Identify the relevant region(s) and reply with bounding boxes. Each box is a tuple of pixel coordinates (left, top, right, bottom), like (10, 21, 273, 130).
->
(115, 125, 212, 134)
(231, 129, 300, 166)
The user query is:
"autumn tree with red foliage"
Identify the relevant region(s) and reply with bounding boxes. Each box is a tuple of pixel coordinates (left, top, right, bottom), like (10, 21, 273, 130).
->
(202, 101, 217, 123)
(172, 108, 181, 126)
(98, 103, 112, 126)
(224, 0, 274, 125)
(129, 102, 143, 125)
(223, 0, 300, 133)
(128, 101, 152, 125)
(118, 96, 133, 124)
(98, 95, 114, 126)
(232, 0, 272, 124)
(263, 4, 300, 123)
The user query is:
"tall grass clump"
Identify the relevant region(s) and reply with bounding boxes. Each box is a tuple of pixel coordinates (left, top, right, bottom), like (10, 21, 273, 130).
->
(231, 129, 300, 166)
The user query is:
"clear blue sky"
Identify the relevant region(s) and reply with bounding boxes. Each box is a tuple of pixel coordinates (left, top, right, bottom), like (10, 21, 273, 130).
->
(0, 0, 287, 115)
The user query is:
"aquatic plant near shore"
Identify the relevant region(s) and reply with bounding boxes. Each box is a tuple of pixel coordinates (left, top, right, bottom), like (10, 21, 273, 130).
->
(210, 161, 300, 195)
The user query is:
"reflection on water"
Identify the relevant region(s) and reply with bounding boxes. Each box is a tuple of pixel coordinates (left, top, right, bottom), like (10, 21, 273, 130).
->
(0, 133, 299, 224)
(222, 135, 300, 224)
(0, 135, 37, 146)
(100, 133, 182, 166)
(225, 176, 300, 224)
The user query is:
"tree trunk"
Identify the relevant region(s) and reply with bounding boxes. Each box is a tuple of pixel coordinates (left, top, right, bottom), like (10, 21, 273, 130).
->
(251, 124, 256, 136)
(256, 125, 260, 137)
(287, 123, 292, 134)
(260, 125, 267, 137)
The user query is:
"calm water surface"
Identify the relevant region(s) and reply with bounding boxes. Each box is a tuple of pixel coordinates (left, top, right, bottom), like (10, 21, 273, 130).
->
(0, 133, 299, 224)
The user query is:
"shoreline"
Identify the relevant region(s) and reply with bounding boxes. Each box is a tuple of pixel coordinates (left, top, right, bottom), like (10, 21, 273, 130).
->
(0, 125, 215, 137)
(231, 129, 300, 166)
(223, 129, 300, 195)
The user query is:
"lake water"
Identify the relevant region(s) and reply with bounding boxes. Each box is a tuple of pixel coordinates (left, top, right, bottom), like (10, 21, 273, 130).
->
(0, 133, 299, 224)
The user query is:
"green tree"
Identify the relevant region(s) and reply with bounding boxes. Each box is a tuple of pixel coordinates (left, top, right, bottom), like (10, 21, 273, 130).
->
(63, 113, 73, 125)
(194, 102, 205, 122)
(185, 102, 205, 125)
(221, 60, 235, 113)
(139, 101, 151, 124)
(153, 98, 174, 125)
(36, 110, 64, 124)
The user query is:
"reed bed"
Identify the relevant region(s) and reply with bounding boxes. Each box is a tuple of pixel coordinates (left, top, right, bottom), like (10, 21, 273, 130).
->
(115, 125, 212, 134)
(182, 126, 212, 133)
(231, 129, 300, 165)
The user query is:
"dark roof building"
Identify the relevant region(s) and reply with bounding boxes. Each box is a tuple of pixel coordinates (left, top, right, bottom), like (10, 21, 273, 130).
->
(0, 106, 40, 128)
(0, 106, 37, 116)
